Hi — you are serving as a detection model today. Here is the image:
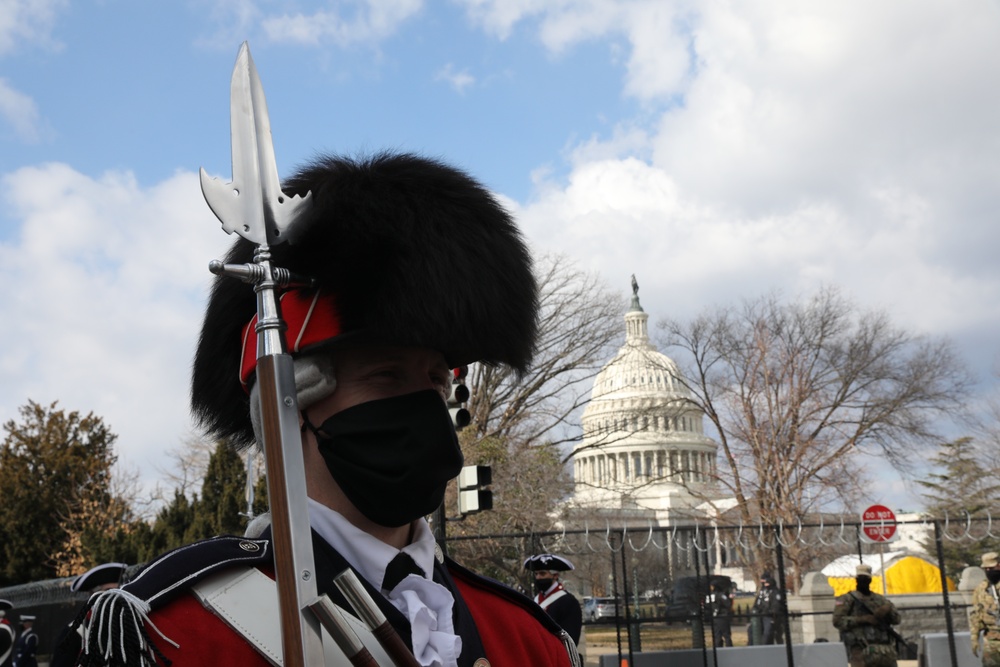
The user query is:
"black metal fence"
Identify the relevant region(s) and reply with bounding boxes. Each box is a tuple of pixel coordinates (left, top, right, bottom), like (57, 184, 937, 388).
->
(0, 513, 993, 666)
(443, 514, 997, 667)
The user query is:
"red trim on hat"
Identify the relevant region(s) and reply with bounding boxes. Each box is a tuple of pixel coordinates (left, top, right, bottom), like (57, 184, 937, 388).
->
(239, 289, 343, 389)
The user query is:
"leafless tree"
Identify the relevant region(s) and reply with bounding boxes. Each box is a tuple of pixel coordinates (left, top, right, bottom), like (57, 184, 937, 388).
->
(968, 367, 1000, 468)
(657, 286, 971, 587)
(447, 255, 624, 582)
(465, 253, 624, 451)
(150, 432, 216, 503)
(445, 433, 574, 587)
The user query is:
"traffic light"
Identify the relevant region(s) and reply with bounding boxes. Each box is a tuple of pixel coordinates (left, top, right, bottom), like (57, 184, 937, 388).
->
(458, 465, 493, 515)
(448, 365, 470, 430)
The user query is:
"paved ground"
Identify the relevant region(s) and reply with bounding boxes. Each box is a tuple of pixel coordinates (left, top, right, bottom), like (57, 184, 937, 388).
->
(581, 644, 918, 666)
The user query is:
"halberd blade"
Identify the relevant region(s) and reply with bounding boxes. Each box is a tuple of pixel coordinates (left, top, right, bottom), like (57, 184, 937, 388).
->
(200, 42, 310, 246)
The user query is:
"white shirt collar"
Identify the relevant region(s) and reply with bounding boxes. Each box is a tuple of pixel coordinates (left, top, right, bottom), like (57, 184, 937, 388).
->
(307, 498, 437, 591)
(306, 500, 461, 666)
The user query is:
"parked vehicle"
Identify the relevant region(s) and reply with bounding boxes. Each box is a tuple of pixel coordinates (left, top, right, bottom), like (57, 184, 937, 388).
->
(582, 596, 622, 623)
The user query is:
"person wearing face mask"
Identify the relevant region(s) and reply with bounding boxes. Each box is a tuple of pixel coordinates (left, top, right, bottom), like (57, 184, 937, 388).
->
(749, 574, 781, 645)
(524, 555, 582, 646)
(72, 153, 579, 667)
(832, 563, 901, 667)
(971, 551, 1000, 665)
(706, 580, 733, 647)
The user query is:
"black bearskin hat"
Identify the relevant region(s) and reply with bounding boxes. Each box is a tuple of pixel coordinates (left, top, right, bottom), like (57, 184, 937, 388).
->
(192, 152, 539, 447)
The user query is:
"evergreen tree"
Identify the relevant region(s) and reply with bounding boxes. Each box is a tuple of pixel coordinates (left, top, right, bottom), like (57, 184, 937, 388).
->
(918, 437, 1000, 578)
(252, 466, 269, 518)
(141, 444, 263, 559)
(188, 441, 248, 539)
(141, 490, 197, 562)
(0, 401, 123, 585)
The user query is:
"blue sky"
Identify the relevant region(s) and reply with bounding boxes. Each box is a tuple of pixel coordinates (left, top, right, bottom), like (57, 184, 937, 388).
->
(2, 0, 999, 511)
(1, 1, 635, 202)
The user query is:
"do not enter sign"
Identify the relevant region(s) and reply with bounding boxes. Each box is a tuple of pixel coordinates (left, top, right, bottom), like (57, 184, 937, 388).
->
(861, 504, 898, 543)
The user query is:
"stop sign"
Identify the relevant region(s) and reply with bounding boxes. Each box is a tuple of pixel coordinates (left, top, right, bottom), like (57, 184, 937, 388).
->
(861, 504, 897, 542)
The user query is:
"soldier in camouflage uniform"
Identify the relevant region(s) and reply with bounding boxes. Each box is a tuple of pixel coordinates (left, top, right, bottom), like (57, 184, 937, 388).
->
(832, 563, 901, 667)
(970, 551, 1000, 665)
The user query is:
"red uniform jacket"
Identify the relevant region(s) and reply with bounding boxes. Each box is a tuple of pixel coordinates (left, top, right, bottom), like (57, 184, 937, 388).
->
(77, 535, 574, 667)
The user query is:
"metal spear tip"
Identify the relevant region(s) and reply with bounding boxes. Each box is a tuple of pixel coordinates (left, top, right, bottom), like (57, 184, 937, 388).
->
(200, 40, 312, 248)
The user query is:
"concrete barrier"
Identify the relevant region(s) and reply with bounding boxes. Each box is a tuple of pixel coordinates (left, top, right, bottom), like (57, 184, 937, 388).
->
(597, 642, 848, 667)
(918, 632, 980, 667)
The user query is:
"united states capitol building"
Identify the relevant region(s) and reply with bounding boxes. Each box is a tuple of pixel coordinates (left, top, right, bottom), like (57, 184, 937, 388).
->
(570, 280, 720, 514)
(565, 279, 748, 588)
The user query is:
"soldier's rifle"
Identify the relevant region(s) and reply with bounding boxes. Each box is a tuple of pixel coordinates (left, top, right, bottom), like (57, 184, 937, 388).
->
(848, 591, 907, 649)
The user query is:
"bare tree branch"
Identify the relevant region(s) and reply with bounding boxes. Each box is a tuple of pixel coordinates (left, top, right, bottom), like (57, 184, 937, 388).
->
(657, 286, 972, 586)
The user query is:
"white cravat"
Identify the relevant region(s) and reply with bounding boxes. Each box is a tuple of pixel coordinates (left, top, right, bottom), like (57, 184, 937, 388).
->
(307, 500, 462, 667)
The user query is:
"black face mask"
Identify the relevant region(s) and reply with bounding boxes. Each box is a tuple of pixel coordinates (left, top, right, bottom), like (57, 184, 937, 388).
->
(987, 570, 1000, 586)
(306, 389, 464, 528)
(856, 576, 872, 594)
(534, 578, 555, 595)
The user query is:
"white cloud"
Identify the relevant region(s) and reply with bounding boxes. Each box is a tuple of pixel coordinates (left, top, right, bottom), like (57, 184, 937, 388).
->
(481, 1, 1000, 367)
(0, 77, 44, 141)
(457, 0, 549, 41)
(0, 164, 234, 490)
(458, 0, 693, 96)
(261, 0, 423, 47)
(0, 0, 67, 55)
(434, 63, 475, 93)
(197, 0, 264, 48)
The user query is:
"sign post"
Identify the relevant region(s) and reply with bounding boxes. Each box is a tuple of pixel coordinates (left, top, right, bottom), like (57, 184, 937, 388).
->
(861, 504, 898, 595)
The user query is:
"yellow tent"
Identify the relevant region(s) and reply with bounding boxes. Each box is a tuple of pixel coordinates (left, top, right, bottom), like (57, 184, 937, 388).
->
(823, 552, 956, 596)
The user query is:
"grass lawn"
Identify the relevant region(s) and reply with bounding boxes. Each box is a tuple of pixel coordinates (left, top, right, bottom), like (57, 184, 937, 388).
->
(583, 621, 751, 651)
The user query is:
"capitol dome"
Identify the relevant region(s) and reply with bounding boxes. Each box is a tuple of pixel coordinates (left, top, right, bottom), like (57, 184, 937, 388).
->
(572, 278, 717, 511)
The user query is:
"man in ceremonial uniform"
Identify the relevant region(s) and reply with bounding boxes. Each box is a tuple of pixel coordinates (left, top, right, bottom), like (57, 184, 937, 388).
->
(832, 563, 901, 667)
(11, 616, 36, 667)
(77, 152, 579, 667)
(971, 551, 1000, 665)
(0, 601, 14, 667)
(524, 554, 583, 646)
(51, 563, 127, 667)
